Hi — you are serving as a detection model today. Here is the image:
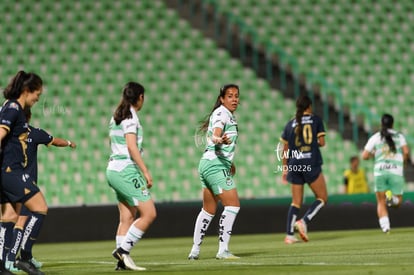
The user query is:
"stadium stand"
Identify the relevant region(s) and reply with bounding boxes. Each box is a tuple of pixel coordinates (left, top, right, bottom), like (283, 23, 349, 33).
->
(0, 0, 373, 205)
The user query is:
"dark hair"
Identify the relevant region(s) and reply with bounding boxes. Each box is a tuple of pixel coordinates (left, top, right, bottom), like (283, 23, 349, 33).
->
(113, 82, 145, 125)
(349, 155, 358, 163)
(24, 106, 32, 122)
(199, 84, 239, 133)
(295, 94, 312, 136)
(3, 71, 43, 100)
(380, 113, 396, 153)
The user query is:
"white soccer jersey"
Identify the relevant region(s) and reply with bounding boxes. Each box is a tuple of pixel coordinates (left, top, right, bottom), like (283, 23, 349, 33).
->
(364, 129, 407, 176)
(202, 105, 238, 164)
(107, 106, 143, 172)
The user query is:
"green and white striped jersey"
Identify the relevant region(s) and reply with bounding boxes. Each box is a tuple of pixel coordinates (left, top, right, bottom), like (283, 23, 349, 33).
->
(202, 105, 238, 165)
(107, 107, 143, 172)
(364, 129, 407, 176)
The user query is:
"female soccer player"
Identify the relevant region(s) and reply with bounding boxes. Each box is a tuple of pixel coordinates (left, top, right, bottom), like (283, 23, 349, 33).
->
(0, 71, 46, 275)
(361, 114, 409, 233)
(280, 94, 328, 244)
(5, 107, 76, 272)
(188, 84, 240, 260)
(107, 82, 156, 271)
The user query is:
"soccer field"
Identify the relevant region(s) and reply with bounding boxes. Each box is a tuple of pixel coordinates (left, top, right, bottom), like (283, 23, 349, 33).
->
(34, 227, 414, 275)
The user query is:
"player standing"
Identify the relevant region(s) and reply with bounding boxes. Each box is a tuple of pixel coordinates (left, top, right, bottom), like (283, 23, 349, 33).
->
(361, 114, 409, 233)
(0, 71, 46, 275)
(280, 94, 328, 244)
(107, 82, 156, 271)
(188, 84, 240, 260)
(5, 107, 76, 273)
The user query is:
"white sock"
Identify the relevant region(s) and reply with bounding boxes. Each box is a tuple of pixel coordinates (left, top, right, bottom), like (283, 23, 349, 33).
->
(218, 206, 240, 254)
(191, 208, 214, 252)
(120, 225, 145, 253)
(379, 216, 390, 232)
(116, 235, 124, 248)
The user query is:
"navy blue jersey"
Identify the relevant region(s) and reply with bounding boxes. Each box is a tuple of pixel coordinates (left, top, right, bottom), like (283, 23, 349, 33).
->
(0, 100, 29, 170)
(26, 126, 53, 182)
(280, 113, 325, 167)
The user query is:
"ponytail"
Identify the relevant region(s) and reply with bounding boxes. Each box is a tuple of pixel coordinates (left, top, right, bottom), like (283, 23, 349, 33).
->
(295, 94, 312, 136)
(380, 113, 396, 153)
(113, 82, 145, 125)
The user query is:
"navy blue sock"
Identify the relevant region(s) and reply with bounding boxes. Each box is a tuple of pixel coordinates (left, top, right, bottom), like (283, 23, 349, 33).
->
(0, 221, 15, 261)
(7, 226, 24, 263)
(20, 213, 46, 260)
(303, 199, 325, 224)
(286, 204, 300, 235)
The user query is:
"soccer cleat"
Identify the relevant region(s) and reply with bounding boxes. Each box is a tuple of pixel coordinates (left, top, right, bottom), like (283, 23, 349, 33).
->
(29, 257, 43, 269)
(5, 260, 19, 272)
(115, 260, 126, 271)
(187, 251, 200, 260)
(284, 235, 299, 244)
(215, 250, 240, 260)
(295, 220, 309, 242)
(15, 259, 45, 275)
(385, 190, 393, 207)
(112, 248, 146, 271)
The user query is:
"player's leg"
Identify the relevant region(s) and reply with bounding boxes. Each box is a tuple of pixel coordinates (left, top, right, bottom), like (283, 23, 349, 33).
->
(386, 175, 404, 208)
(0, 202, 19, 270)
(285, 182, 303, 244)
(189, 188, 217, 260)
(216, 188, 240, 259)
(111, 167, 155, 271)
(17, 192, 47, 275)
(374, 176, 390, 233)
(297, 172, 327, 242)
(6, 206, 30, 271)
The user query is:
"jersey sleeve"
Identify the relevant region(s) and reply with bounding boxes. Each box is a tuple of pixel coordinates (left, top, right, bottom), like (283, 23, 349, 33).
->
(32, 127, 54, 146)
(364, 134, 377, 152)
(280, 121, 290, 144)
(398, 133, 407, 147)
(0, 102, 20, 132)
(121, 117, 138, 135)
(316, 116, 326, 138)
(211, 109, 227, 130)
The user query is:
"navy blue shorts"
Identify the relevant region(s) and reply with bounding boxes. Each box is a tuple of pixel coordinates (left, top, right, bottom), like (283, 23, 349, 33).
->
(287, 166, 322, 185)
(1, 169, 40, 204)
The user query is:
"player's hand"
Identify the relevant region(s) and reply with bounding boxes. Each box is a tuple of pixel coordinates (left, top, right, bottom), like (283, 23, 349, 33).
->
(281, 170, 288, 185)
(221, 134, 232, 145)
(144, 171, 153, 189)
(230, 163, 236, 176)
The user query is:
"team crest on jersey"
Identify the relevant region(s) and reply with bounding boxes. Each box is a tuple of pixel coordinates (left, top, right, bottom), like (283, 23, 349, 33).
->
(226, 177, 232, 186)
(8, 102, 19, 110)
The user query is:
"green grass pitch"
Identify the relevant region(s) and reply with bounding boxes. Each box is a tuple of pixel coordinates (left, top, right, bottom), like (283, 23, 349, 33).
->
(33, 227, 414, 274)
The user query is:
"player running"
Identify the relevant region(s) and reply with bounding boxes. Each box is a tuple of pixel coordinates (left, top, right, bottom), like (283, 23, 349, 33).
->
(280, 94, 328, 244)
(362, 114, 409, 233)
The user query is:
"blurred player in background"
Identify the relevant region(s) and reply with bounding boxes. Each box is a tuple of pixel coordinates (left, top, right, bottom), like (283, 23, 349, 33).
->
(280, 94, 328, 244)
(5, 107, 76, 273)
(343, 155, 369, 194)
(188, 84, 240, 260)
(0, 71, 46, 275)
(107, 82, 156, 271)
(362, 114, 409, 233)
